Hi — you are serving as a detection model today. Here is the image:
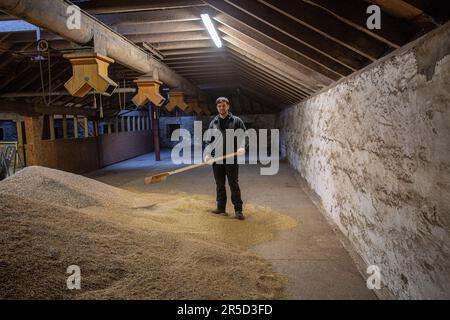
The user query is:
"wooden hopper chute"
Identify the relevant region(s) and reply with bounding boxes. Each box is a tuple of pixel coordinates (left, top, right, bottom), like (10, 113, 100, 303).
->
(63, 52, 118, 98)
(186, 99, 204, 115)
(165, 90, 188, 112)
(201, 104, 211, 116)
(132, 78, 166, 108)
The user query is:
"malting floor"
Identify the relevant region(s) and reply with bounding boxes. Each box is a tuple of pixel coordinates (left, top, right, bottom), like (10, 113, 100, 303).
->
(87, 150, 376, 299)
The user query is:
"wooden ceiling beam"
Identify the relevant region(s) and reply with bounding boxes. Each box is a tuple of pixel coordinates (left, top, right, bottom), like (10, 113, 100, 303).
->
(0, 100, 97, 117)
(117, 21, 205, 36)
(230, 57, 310, 98)
(237, 83, 288, 107)
(205, 1, 353, 76)
(229, 52, 309, 94)
(225, 43, 315, 94)
(166, 57, 228, 66)
(220, 28, 329, 90)
(260, 0, 389, 60)
(214, 13, 342, 81)
(239, 79, 297, 105)
(306, 0, 414, 48)
(236, 72, 306, 102)
(169, 62, 232, 70)
(127, 31, 210, 44)
(97, 8, 201, 25)
(162, 48, 225, 56)
(236, 71, 303, 102)
(163, 53, 228, 61)
(151, 40, 214, 51)
(179, 70, 234, 77)
(219, 0, 370, 70)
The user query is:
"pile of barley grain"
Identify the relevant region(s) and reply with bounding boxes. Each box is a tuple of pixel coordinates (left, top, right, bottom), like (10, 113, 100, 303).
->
(0, 166, 296, 299)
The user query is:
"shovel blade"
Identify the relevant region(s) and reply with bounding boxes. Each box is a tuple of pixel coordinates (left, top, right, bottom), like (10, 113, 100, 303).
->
(144, 172, 170, 185)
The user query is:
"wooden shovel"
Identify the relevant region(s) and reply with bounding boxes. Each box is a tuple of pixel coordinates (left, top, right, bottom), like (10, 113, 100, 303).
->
(144, 152, 238, 185)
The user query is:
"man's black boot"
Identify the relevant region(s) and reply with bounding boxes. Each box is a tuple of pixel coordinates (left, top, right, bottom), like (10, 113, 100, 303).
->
(211, 207, 226, 215)
(235, 210, 245, 220)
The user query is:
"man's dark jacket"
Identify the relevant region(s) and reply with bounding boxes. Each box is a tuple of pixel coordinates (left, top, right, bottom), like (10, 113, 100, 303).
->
(204, 112, 248, 157)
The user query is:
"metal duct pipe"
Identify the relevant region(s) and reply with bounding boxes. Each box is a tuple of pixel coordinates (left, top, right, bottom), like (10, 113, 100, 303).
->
(0, 0, 199, 96)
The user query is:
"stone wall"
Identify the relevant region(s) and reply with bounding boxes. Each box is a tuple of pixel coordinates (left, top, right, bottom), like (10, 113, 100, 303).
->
(277, 23, 450, 299)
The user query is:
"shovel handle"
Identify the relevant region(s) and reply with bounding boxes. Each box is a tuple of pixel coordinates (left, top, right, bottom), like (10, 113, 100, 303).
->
(168, 152, 238, 176)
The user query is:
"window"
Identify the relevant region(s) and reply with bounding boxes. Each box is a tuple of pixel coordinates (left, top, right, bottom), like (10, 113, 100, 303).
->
(167, 124, 180, 138)
(0, 128, 4, 140)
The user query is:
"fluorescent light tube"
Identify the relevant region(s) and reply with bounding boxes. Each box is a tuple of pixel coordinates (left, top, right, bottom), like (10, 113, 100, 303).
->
(201, 14, 222, 48)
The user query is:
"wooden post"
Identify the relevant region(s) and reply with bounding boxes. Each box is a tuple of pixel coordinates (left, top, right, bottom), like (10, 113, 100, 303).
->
(137, 115, 141, 131)
(73, 116, 78, 138)
(114, 117, 119, 133)
(62, 114, 68, 139)
(107, 122, 112, 134)
(94, 120, 99, 137)
(24, 116, 43, 166)
(49, 115, 55, 140)
(15, 119, 25, 167)
(126, 116, 131, 132)
(151, 104, 160, 161)
(84, 117, 89, 137)
(121, 116, 125, 132)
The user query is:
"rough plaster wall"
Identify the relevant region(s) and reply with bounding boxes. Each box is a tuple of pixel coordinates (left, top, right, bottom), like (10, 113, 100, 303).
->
(277, 24, 450, 299)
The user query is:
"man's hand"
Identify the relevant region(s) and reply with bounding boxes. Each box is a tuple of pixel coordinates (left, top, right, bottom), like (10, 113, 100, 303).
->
(237, 147, 245, 156)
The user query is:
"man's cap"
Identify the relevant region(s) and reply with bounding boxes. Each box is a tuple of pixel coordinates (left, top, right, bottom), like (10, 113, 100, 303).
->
(216, 96, 230, 104)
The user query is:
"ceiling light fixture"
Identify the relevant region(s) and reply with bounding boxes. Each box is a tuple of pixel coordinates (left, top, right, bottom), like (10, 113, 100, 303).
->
(201, 14, 222, 48)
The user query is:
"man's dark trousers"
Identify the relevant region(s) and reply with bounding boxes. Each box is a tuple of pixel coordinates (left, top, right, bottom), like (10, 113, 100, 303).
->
(212, 162, 243, 211)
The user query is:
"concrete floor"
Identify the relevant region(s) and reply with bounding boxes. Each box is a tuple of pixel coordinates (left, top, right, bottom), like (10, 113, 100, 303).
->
(87, 150, 377, 299)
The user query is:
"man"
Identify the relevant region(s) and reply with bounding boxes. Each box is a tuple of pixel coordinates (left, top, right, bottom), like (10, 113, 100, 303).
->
(204, 97, 247, 220)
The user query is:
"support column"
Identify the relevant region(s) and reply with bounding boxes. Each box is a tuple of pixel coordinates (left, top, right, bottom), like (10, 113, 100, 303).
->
(127, 116, 131, 132)
(151, 104, 160, 161)
(132, 116, 136, 131)
(24, 116, 43, 166)
(137, 115, 141, 131)
(114, 117, 119, 133)
(107, 122, 112, 134)
(84, 117, 89, 138)
(62, 115, 68, 139)
(15, 119, 25, 166)
(49, 115, 55, 140)
(73, 116, 78, 138)
(94, 120, 99, 137)
(121, 116, 125, 132)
